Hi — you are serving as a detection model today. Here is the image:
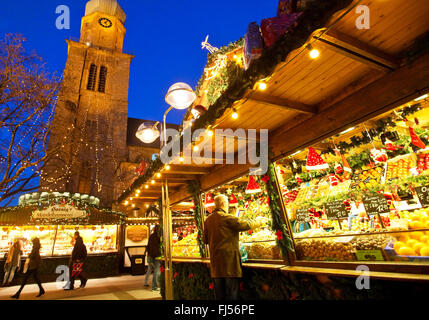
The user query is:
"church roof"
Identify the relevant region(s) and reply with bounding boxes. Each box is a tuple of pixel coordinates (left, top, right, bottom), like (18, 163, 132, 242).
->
(127, 118, 180, 149)
(85, 0, 126, 24)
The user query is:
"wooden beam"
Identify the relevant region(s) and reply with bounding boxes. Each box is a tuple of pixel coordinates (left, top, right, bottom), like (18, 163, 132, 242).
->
(313, 30, 399, 71)
(167, 166, 211, 175)
(270, 52, 429, 159)
(199, 164, 253, 192)
(248, 91, 317, 115)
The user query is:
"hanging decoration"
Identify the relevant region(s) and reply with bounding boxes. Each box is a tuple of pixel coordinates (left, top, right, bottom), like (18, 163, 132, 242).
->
(328, 174, 341, 187)
(245, 176, 262, 194)
(229, 193, 238, 207)
(306, 148, 329, 171)
(191, 105, 207, 120)
(205, 192, 215, 208)
(136, 160, 149, 176)
(405, 118, 426, 149)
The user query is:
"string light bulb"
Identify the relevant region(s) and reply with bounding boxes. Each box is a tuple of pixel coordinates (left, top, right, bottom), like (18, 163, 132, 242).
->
(232, 109, 239, 120)
(207, 128, 214, 137)
(156, 173, 161, 178)
(307, 44, 320, 59)
(145, 185, 149, 189)
(166, 165, 171, 170)
(258, 82, 267, 91)
(193, 145, 199, 152)
(151, 180, 155, 184)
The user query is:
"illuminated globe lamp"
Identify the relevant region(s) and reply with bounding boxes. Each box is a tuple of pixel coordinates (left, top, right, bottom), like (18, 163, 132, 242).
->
(136, 122, 160, 144)
(165, 83, 197, 110)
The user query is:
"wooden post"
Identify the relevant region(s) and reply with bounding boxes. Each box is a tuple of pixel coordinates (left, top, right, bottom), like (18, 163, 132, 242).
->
(271, 163, 297, 266)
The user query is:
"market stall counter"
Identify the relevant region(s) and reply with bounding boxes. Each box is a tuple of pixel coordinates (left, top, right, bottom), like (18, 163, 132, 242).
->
(0, 192, 126, 284)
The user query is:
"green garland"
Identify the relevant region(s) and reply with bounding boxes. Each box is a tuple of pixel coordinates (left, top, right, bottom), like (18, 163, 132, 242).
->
(265, 162, 294, 264)
(186, 180, 206, 257)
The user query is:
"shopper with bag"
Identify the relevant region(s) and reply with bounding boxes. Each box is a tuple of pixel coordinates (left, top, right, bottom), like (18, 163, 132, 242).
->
(65, 231, 87, 290)
(2, 239, 23, 286)
(11, 238, 45, 299)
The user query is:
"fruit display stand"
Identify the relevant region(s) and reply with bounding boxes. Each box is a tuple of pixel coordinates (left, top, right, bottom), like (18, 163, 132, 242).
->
(276, 100, 429, 276)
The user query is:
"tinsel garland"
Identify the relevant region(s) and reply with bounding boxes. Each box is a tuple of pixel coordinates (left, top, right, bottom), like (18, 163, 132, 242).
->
(186, 180, 206, 257)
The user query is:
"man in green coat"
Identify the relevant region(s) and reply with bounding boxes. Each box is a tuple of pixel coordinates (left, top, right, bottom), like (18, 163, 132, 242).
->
(203, 194, 263, 300)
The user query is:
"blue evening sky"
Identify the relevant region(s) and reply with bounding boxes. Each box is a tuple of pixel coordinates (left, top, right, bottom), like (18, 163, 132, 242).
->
(0, 0, 278, 124)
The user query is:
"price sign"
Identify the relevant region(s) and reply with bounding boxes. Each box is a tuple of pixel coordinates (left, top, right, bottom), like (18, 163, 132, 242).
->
(416, 186, 429, 207)
(363, 194, 389, 216)
(325, 201, 348, 220)
(355, 250, 385, 261)
(295, 208, 310, 223)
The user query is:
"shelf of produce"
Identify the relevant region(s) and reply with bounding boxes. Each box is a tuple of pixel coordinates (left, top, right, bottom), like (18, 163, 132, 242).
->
(291, 260, 429, 278)
(281, 265, 429, 282)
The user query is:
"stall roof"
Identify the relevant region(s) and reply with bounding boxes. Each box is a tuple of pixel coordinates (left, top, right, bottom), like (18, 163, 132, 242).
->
(117, 0, 429, 208)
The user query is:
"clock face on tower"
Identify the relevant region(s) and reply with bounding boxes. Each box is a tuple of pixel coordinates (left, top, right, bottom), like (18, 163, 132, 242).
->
(98, 18, 113, 28)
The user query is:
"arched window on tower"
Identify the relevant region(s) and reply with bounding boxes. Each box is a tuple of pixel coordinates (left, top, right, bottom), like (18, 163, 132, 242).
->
(98, 66, 107, 93)
(87, 64, 97, 91)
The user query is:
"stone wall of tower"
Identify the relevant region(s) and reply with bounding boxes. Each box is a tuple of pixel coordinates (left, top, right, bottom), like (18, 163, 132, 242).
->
(41, 21, 133, 208)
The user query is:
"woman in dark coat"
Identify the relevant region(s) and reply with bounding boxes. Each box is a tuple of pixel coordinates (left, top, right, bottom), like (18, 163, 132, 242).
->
(11, 238, 45, 299)
(65, 231, 87, 290)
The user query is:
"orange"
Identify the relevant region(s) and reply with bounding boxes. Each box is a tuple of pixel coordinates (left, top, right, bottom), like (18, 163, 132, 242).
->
(413, 242, 426, 255)
(393, 241, 405, 252)
(398, 246, 417, 256)
(420, 235, 429, 244)
(410, 221, 425, 229)
(407, 239, 418, 247)
(420, 246, 429, 257)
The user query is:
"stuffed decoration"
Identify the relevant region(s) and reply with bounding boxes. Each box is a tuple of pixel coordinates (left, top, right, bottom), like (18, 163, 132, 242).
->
(261, 12, 302, 47)
(334, 163, 343, 175)
(243, 22, 264, 70)
(370, 148, 388, 164)
(306, 147, 329, 171)
(328, 174, 340, 187)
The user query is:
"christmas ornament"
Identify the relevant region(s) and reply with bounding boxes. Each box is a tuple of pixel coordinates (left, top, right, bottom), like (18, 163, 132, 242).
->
(229, 194, 238, 207)
(275, 230, 283, 241)
(295, 174, 302, 184)
(136, 160, 149, 175)
(205, 193, 215, 208)
(333, 148, 352, 176)
(245, 176, 262, 194)
(306, 147, 329, 171)
(405, 118, 426, 149)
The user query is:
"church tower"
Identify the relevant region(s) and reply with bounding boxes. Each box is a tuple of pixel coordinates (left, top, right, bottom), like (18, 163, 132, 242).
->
(41, 0, 134, 208)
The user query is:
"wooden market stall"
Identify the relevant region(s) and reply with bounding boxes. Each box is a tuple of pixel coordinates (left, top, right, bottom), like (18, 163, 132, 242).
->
(116, 0, 429, 299)
(0, 192, 126, 283)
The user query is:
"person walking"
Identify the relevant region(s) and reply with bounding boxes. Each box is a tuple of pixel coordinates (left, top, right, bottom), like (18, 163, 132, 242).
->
(65, 231, 88, 290)
(11, 238, 45, 299)
(203, 194, 263, 300)
(144, 225, 161, 291)
(3, 239, 23, 286)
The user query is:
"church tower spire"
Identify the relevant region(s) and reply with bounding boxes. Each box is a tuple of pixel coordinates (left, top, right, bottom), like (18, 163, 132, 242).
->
(41, 0, 134, 208)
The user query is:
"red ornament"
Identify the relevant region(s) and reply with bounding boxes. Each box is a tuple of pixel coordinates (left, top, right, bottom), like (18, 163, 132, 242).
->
(245, 176, 262, 194)
(295, 174, 302, 184)
(334, 163, 343, 175)
(160, 266, 165, 273)
(275, 230, 283, 241)
(173, 272, 178, 279)
(267, 197, 271, 205)
(209, 282, 214, 290)
(328, 174, 340, 187)
(248, 230, 253, 235)
(229, 194, 238, 207)
(205, 193, 215, 208)
(261, 175, 270, 184)
(306, 148, 329, 171)
(188, 273, 194, 279)
(136, 160, 148, 175)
